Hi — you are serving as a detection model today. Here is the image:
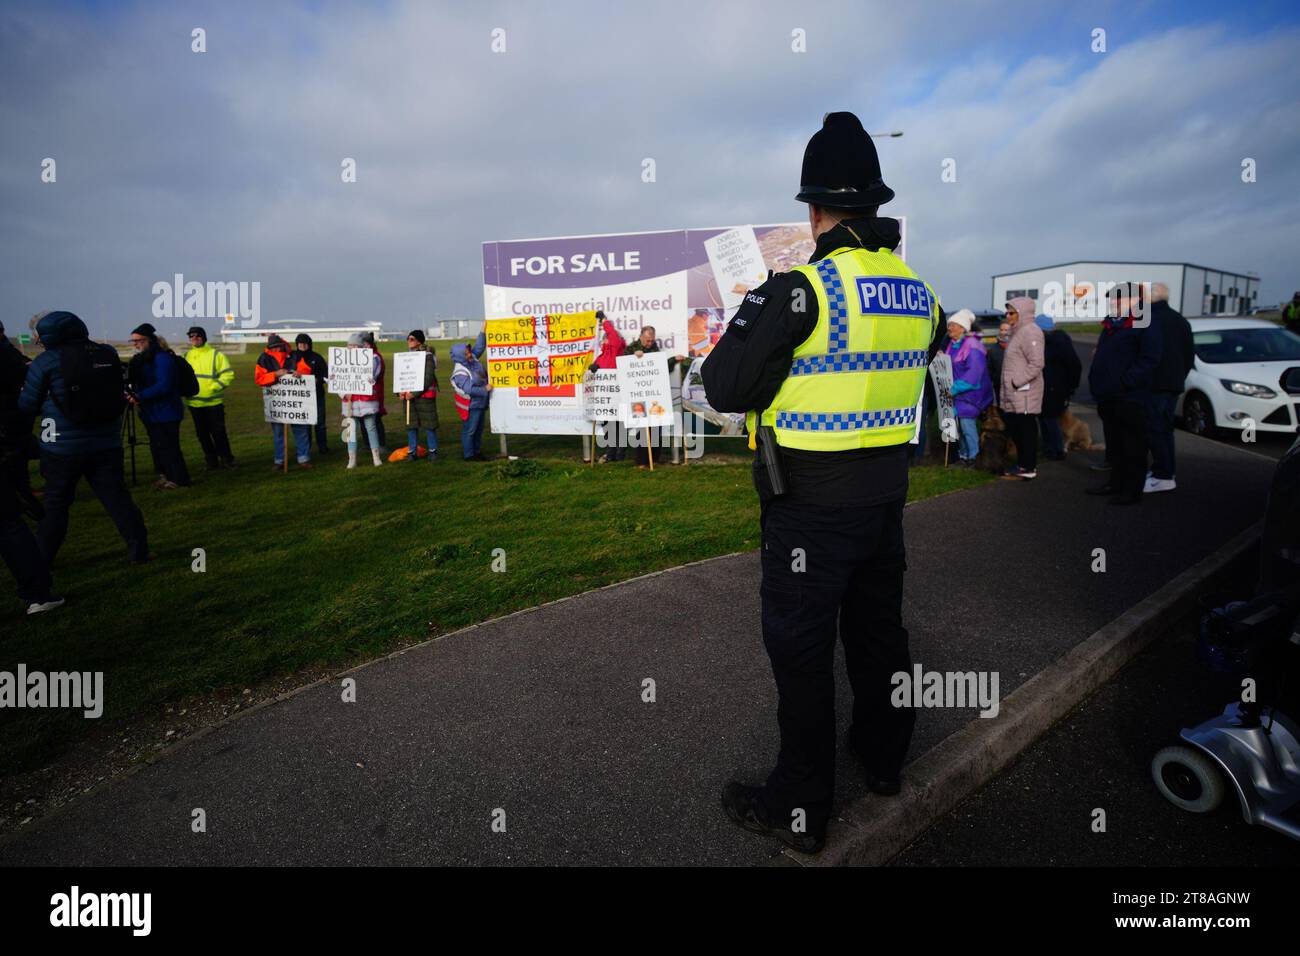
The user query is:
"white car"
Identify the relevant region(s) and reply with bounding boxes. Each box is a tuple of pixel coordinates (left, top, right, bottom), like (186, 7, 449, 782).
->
(1179, 318, 1300, 436)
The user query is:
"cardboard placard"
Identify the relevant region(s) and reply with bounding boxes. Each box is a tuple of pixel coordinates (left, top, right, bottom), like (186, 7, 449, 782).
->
(582, 369, 621, 422)
(327, 347, 374, 395)
(616, 354, 673, 427)
(392, 351, 426, 393)
(263, 375, 318, 425)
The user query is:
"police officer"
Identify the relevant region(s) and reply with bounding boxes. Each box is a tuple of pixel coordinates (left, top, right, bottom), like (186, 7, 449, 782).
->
(703, 112, 943, 854)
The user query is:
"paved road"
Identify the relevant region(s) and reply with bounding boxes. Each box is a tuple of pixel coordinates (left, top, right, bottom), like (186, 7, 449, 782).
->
(0, 412, 1276, 866)
(892, 581, 1299, 866)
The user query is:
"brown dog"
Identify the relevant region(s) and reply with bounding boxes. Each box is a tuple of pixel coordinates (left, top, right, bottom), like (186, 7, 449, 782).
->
(976, 407, 1017, 473)
(1059, 409, 1096, 452)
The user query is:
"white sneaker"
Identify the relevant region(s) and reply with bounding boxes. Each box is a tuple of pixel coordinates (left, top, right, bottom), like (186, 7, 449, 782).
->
(27, 596, 66, 615)
(1144, 476, 1176, 493)
(371, 449, 384, 467)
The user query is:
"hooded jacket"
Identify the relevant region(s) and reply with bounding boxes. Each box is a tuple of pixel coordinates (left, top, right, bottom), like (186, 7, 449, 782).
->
(18, 311, 123, 456)
(999, 297, 1045, 414)
(184, 341, 235, 407)
(1035, 315, 1082, 417)
(946, 333, 993, 418)
(450, 330, 488, 418)
(593, 319, 625, 371)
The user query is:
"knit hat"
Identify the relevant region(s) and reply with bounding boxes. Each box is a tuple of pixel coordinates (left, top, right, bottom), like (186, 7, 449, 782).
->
(407, 329, 426, 344)
(948, 309, 974, 333)
(294, 332, 313, 347)
(266, 333, 288, 349)
(187, 326, 208, 341)
(795, 111, 894, 209)
(132, 322, 157, 338)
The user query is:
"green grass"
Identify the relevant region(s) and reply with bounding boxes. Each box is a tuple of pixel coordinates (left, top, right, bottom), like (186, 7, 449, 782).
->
(0, 347, 990, 774)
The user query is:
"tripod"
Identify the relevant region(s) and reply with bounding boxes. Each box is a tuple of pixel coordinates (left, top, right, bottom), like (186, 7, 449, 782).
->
(121, 403, 146, 486)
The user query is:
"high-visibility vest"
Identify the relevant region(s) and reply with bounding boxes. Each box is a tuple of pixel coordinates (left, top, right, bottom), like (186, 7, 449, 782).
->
(749, 245, 939, 451)
(184, 344, 234, 407)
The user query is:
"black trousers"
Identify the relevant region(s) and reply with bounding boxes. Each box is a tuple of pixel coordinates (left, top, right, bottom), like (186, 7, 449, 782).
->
(37, 449, 149, 563)
(0, 481, 52, 604)
(1097, 398, 1148, 497)
(189, 404, 234, 466)
(311, 390, 329, 452)
(758, 496, 915, 834)
(144, 420, 191, 485)
(1002, 411, 1038, 470)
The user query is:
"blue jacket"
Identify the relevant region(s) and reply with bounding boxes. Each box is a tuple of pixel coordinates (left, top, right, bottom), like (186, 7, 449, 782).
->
(1088, 316, 1164, 404)
(129, 346, 185, 424)
(450, 330, 489, 410)
(18, 311, 123, 456)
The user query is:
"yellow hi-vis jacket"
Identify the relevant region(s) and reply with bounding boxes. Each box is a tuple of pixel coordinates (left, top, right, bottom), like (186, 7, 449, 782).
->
(183, 344, 235, 407)
(748, 245, 939, 451)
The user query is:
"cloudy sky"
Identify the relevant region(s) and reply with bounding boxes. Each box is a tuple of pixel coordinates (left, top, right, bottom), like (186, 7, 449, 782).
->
(2, 0, 1298, 338)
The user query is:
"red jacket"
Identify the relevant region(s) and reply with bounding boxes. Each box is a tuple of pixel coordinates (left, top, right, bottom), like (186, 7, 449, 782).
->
(594, 319, 625, 370)
(347, 352, 386, 408)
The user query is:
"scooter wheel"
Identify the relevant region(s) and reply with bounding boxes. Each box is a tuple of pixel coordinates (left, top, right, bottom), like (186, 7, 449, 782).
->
(1151, 746, 1225, 813)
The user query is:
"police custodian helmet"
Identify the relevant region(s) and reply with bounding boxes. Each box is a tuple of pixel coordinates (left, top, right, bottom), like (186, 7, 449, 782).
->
(795, 111, 895, 209)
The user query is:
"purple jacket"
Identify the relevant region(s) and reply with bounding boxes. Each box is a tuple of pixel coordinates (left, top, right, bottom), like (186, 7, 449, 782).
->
(948, 334, 993, 419)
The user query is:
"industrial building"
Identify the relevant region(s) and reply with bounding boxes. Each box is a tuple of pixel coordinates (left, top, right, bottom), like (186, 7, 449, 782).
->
(991, 261, 1260, 320)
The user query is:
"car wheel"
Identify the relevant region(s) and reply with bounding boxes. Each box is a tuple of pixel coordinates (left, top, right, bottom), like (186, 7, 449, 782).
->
(1182, 391, 1219, 437)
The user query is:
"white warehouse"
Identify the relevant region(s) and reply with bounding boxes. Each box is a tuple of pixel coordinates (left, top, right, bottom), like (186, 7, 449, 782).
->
(991, 261, 1260, 320)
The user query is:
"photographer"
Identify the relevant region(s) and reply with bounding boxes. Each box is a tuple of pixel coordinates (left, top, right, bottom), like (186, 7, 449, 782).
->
(128, 323, 192, 489)
(0, 319, 62, 614)
(17, 311, 149, 565)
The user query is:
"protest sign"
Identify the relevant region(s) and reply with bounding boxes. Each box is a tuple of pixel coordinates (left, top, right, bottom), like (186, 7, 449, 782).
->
(263, 375, 318, 425)
(484, 311, 598, 435)
(704, 226, 769, 314)
(392, 351, 426, 393)
(582, 369, 621, 422)
(616, 354, 673, 428)
(929, 352, 957, 443)
(327, 347, 374, 395)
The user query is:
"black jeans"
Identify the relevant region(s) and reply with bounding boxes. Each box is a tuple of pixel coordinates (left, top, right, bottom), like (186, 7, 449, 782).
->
(1002, 411, 1038, 471)
(1098, 398, 1148, 497)
(37, 449, 149, 563)
(758, 497, 915, 835)
(144, 419, 191, 485)
(0, 482, 52, 604)
(189, 404, 234, 466)
(1146, 391, 1178, 480)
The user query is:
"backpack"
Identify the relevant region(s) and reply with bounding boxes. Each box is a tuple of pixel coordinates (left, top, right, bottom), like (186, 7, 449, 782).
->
(55, 341, 126, 425)
(172, 351, 200, 397)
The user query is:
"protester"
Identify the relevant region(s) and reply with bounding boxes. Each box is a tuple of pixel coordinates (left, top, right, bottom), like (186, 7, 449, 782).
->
(999, 297, 1045, 479)
(362, 331, 389, 450)
(0, 320, 61, 614)
(590, 312, 626, 462)
(400, 330, 440, 463)
(183, 326, 236, 470)
(945, 310, 993, 464)
(18, 311, 150, 563)
(1035, 313, 1082, 461)
(450, 330, 490, 462)
(986, 322, 1010, 405)
(294, 333, 330, 455)
(0, 320, 34, 495)
(1146, 282, 1194, 493)
(254, 333, 314, 471)
(342, 332, 385, 469)
(1282, 291, 1300, 336)
(1087, 283, 1164, 505)
(128, 323, 192, 489)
